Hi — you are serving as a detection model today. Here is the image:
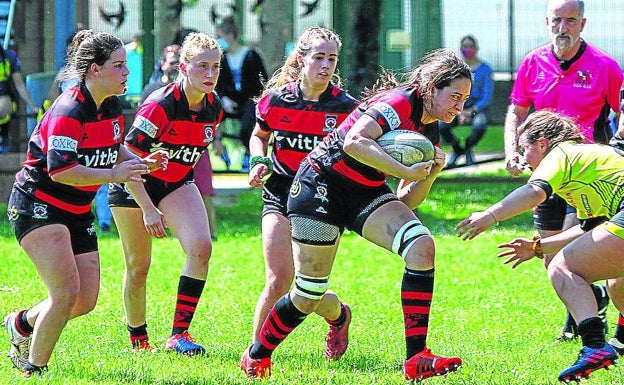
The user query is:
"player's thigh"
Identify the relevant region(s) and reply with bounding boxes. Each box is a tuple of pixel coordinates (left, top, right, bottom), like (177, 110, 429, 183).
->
(159, 183, 211, 251)
(111, 206, 152, 261)
(555, 227, 624, 283)
(361, 199, 420, 251)
(607, 277, 624, 312)
(292, 240, 340, 278)
(262, 212, 295, 280)
(21, 224, 81, 296)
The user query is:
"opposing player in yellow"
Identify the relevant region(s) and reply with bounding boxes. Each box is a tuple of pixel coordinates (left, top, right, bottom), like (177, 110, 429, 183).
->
(457, 110, 624, 383)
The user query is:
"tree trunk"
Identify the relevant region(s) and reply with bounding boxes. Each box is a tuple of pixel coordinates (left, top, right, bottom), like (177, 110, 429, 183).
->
(346, 0, 381, 96)
(259, 0, 294, 74)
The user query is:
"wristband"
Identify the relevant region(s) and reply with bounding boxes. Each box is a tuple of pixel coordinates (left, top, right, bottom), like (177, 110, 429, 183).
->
(532, 236, 544, 259)
(249, 156, 273, 173)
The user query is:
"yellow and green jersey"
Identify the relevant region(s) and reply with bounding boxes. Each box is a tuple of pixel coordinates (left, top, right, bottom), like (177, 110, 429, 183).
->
(529, 142, 624, 220)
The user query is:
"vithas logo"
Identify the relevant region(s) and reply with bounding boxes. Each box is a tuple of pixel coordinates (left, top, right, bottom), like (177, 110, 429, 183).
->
(79, 147, 119, 167)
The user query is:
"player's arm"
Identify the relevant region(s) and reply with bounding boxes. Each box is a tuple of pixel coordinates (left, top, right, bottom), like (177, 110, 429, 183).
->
(397, 147, 445, 209)
(248, 123, 272, 188)
(503, 104, 529, 177)
(343, 114, 432, 181)
(456, 183, 546, 240)
(10, 72, 38, 112)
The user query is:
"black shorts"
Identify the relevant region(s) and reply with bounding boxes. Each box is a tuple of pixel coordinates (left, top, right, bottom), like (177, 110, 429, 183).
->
(108, 176, 194, 208)
(533, 194, 577, 231)
(287, 159, 397, 235)
(7, 186, 98, 254)
(261, 173, 293, 216)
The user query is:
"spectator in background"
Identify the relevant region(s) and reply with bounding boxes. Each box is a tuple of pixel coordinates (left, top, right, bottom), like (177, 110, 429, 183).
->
(441, 35, 494, 167)
(503, 0, 623, 343)
(140, 44, 180, 104)
(215, 17, 268, 172)
(0, 45, 39, 153)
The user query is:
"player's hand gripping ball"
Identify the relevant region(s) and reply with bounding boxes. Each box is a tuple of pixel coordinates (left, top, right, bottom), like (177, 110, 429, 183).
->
(377, 130, 435, 166)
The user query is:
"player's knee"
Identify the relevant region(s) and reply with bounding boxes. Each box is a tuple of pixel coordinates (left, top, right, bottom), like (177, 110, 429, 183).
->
(547, 256, 570, 287)
(74, 292, 98, 316)
(266, 275, 293, 298)
(392, 220, 431, 260)
(294, 273, 329, 302)
(186, 239, 212, 265)
(125, 256, 151, 283)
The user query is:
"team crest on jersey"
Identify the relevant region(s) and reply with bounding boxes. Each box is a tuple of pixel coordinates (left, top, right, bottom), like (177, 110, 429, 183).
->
(314, 184, 329, 202)
(290, 179, 302, 198)
(33, 203, 48, 219)
(574, 70, 593, 89)
(7, 205, 18, 221)
(323, 115, 338, 132)
(204, 125, 215, 143)
(133, 116, 159, 138)
(112, 120, 121, 141)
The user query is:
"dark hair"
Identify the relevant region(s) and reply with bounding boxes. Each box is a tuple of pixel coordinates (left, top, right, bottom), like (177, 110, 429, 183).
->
(517, 110, 584, 149)
(58, 30, 124, 83)
(159, 44, 180, 64)
(460, 35, 478, 48)
(173, 27, 199, 47)
(363, 48, 472, 100)
(216, 17, 240, 39)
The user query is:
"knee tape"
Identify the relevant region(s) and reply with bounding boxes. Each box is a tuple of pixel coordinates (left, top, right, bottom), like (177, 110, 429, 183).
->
(294, 273, 329, 300)
(392, 220, 431, 259)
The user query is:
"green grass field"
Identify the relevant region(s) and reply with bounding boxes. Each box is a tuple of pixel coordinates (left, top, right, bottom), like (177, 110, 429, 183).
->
(1, 180, 622, 384)
(1, 131, 622, 384)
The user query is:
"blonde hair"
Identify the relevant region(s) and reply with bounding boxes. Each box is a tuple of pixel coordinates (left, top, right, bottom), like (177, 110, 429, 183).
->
(176, 32, 222, 81)
(518, 110, 584, 149)
(262, 26, 343, 96)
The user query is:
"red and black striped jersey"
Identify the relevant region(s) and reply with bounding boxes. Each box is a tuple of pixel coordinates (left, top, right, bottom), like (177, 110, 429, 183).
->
(257, 82, 357, 176)
(309, 86, 440, 187)
(125, 81, 224, 183)
(15, 83, 124, 214)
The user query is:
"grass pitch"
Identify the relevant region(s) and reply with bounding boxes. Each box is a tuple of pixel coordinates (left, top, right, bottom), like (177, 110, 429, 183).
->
(1, 151, 622, 384)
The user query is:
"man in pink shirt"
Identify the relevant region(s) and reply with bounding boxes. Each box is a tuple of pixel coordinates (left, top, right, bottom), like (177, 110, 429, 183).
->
(503, 0, 623, 343)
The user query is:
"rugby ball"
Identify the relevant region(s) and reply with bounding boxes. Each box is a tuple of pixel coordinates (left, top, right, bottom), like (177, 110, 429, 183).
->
(377, 130, 435, 165)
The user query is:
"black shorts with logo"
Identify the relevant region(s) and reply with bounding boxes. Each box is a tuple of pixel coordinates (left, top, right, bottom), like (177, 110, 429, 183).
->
(533, 194, 577, 231)
(287, 159, 397, 235)
(108, 175, 195, 208)
(7, 185, 97, 254)
(261, 173, 294, 216)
